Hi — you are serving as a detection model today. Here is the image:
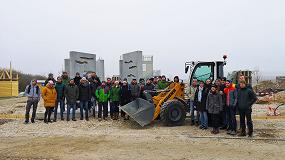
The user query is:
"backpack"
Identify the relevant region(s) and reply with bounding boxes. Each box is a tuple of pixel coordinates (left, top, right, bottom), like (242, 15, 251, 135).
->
(28, 85, 39, 95)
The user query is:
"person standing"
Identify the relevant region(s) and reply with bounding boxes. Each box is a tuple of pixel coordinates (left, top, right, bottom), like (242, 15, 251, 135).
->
(89, 75, 101, 118)
(224, 80, 238, 135)
(24, 79, 41, 124)
(110, 81, 121, 120)
(61, 71, 70, 86)
(206, 85, 223, 134)
(42, 81, 57, 124)
(54, 77, 65, 121)
(237, 80, 257, 137)
(186, 79, 198, 126)
(144, 79, 155, 97)
(44, 73, 56, 86)
(129, 79, 141, 101)
(64, 79, 79, 121)
(144, 79, 155, 91)
(106, 78, 113, 118)
(74, 72, 82, 86)
(120, 81, 131, 120)
(194, 81, 209, 130)
(96, 82, 110, 121)
(79, 77, 91, 121)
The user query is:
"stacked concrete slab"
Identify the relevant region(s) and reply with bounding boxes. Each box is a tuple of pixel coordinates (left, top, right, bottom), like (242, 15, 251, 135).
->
(119, 51, 153, 82)
(65, 51, 105, 80)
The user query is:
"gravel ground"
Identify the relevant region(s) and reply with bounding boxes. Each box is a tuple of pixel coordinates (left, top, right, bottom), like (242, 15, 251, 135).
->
(0, 97, 285, 160)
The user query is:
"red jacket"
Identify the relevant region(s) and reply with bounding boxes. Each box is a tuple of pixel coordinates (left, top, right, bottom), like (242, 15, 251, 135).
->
(224, 84, 235, 107)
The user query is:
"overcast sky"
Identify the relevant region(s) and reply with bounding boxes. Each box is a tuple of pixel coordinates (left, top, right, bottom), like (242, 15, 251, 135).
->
(0, 0, 284, 79)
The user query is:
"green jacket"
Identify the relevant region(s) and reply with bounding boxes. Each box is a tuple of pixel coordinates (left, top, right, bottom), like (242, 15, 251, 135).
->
(62, 77, 70, 86)
(95, 87, 110, 103)
(157, 80, 169, 90)
(110, 86, 121, 102)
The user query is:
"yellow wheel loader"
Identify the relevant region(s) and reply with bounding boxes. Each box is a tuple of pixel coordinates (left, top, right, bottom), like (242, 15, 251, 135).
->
(120, 56, 227, 127)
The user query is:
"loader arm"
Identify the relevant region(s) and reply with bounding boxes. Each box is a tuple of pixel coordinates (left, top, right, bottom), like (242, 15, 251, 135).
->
(152, 82, 185, 120)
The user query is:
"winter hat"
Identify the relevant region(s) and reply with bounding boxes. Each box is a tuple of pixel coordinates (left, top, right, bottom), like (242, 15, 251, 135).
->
(81, 77, 87, 81)
(226, 80, 232, 83)
(48, 80, 54, 85)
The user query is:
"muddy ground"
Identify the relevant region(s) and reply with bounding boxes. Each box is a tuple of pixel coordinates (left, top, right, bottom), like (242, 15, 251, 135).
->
(0, 97, 285, 160)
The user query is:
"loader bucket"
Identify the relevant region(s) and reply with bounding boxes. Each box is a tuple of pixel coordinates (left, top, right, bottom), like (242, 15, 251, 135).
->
(120, 98, 155, 127)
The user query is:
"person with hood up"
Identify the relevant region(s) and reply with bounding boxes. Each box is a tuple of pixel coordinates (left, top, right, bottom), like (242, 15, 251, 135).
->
(96, 81, 110, 121)
(206, 85, 223, 134)
(42, 80, 57, 123)
(79, 77, 91, 121)
(24, 79, 41, 124)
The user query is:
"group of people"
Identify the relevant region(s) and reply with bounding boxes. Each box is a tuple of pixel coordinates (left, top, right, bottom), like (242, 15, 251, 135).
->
(24, 71, 257, 137)
(186, 76, 257, 137)
(24, 72, 171, 124)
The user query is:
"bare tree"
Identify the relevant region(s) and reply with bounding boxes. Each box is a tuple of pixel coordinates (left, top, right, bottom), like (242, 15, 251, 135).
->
(253, 67, 262, 91)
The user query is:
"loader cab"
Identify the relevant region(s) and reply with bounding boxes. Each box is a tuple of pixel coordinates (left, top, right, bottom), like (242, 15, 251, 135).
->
(185, 61, 226, 86)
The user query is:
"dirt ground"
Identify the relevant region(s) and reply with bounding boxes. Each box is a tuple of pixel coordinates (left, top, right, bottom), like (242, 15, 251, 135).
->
(0, 97, 285, 160)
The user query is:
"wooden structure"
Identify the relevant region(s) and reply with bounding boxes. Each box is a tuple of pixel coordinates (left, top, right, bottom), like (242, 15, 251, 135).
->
(0, 62, 19, 97)
(228, 70, 252, 85)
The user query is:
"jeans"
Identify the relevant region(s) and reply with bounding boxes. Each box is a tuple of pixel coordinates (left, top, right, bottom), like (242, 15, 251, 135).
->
(239, 108, 253, 133)
(110, 101, 114, 117)
(25, 98, 39, 122)
(54, 99, 65, 120)
(222, 107, 230, 128)
(229, 106, 237, 131)
(98, 102, 108, 118)
(111, 101, 120, 114)
(189, 100, 195, 122)
(91, 97, 97, 117)
(67, 104, 76, 120)
(199, 111, 208, 128)
(80, 101, 89, 120)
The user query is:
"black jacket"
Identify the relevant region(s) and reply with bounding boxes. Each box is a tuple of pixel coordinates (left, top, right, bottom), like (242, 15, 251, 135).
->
(74, 76, 82, 86)
(64, 84, 79, 104)
(79, 83, 91, 101)
(194, 87, 208, 112)
(237, 87, 257, 110)
(144, 83, 155, 91)
(120, 85, 131, 106)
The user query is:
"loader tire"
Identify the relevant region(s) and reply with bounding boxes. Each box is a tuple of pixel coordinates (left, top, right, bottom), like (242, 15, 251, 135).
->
(160, 100, 186, 126)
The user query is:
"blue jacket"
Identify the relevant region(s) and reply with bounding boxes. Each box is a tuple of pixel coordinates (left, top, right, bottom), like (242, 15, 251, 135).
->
(25, 81, 41, 100)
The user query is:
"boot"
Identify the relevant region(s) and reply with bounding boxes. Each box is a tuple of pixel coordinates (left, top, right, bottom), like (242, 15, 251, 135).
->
(238, 128, 246, 137)
(113, 115, 116, 120)
(116, 113, 119, 120)
(230, 130, 237, 136)
(248, 129, 253, 137)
